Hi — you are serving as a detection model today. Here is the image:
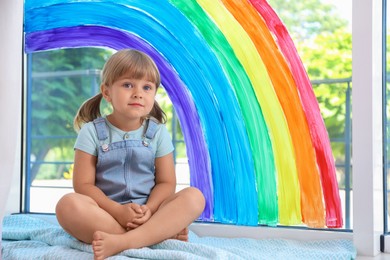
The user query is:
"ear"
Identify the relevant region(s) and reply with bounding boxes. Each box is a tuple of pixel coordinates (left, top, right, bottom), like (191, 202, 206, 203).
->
(101, 84, 111, 102)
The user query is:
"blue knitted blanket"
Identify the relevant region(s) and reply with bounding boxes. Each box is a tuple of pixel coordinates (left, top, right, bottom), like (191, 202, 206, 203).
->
(1, 214, 356, 259)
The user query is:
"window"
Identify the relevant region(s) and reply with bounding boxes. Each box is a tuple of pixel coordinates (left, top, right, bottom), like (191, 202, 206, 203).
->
(24, 48, 188, 213)
(23, 0, 353, 230)
(267, 0, 352, 229)
(2, 0, 384, 256)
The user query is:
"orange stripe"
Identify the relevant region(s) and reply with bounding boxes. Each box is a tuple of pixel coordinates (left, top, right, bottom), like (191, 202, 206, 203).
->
(222, 0, 325, 227)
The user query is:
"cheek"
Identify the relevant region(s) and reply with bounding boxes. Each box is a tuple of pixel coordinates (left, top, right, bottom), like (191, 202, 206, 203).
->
(147, 98, 155, 110)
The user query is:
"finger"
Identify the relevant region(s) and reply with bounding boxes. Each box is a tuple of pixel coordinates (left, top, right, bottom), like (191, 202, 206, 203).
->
(127, 222, 140, 229)
(133, 212, 144, 218)
(132, 217, 147, 225)
(142, 208, 152, 218)
(130, 203, 143, 213)
(140, 205, 149, 213)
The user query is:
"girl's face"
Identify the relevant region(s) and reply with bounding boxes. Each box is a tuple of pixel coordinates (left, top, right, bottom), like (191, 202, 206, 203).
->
(103, 76, 157, 123)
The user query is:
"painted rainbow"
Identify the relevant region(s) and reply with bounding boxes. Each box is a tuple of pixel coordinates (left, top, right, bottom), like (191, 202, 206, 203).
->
(24, 0, 343, 228)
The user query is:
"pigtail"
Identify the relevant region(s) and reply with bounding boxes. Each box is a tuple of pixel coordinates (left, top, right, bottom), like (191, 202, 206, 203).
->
(149, 100, 167, 124)
(73, 93, 103, 131)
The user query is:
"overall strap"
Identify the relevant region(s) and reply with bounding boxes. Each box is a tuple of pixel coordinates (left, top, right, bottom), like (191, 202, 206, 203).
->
(93, 117, 108, 141)
(142, 117, 159, 147)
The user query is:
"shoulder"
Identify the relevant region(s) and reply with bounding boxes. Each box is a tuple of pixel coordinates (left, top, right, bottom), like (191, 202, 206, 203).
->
(145, 117, 168, 137)
(74, 121, 100, 156)
(78, 121, 98, 137)
(154, 122, 170, 139)
(152, 122, 174, 157)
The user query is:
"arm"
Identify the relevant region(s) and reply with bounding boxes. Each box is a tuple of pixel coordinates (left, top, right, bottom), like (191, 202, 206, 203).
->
(72, 149, 115, 210)
(72, 149, 142, 227)
(146, 152, 176, 214)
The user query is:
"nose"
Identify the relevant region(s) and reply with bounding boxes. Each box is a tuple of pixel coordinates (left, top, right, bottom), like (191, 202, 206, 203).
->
(132, 86, 142, 98)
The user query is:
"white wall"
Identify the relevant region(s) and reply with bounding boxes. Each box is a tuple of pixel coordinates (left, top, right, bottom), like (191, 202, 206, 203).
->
(0, 0, 24, 254)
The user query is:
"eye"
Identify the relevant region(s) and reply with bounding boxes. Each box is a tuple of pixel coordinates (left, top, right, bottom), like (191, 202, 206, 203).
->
(122, 83, 133, 89)
(143, 85, 153, 91)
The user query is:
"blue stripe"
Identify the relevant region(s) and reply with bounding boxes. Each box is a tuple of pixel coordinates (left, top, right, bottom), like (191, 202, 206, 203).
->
(25, 1, 258, 224)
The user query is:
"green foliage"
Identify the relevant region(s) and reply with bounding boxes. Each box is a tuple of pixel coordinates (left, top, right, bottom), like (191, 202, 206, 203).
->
(30, 47, 186, 180)
(269, 0, 352, 163)
(298, 28, 352, 79)
(30, 48, 114, 180)
(299, 30, 352, 162)
(268, 0, 348, 41)
(300, 27, 352, 143)
(269, 0, 352, 162)
(30, 1, 354, 179)
(157, 87, 187, 159)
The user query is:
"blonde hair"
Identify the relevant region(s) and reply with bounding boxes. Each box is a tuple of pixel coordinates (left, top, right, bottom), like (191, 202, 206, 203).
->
(74, 49, 166, 131)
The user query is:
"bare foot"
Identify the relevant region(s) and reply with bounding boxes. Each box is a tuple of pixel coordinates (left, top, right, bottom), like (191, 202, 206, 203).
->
(92, 231, 126, 260)
(171, 227, 189, 242)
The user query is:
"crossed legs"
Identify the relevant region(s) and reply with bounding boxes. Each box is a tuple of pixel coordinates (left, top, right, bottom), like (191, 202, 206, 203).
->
(56, 187, 205, 259)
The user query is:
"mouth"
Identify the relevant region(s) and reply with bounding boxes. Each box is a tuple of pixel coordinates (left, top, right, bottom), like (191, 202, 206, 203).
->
(129, 103, 144, 107)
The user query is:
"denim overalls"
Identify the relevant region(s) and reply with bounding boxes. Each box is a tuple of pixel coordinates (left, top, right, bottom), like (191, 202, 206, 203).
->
(93, 117, 158, 205)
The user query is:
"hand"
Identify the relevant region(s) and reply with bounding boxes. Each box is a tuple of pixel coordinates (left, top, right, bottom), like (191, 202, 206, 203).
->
(126, 204, 152, 230)
(113, 203, 144, 228)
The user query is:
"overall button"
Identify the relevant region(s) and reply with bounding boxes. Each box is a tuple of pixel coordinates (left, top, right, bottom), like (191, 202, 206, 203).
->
(102, 144, 109, 152)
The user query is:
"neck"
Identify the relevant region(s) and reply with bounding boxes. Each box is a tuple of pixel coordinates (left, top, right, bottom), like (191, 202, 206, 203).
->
(106, 114, 142, 132)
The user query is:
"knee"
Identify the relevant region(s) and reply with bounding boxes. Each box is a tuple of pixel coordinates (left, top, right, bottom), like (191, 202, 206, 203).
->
(182, 187, 206, 214)
(56, 193, 75, 217)
(55, 193, 88, 221)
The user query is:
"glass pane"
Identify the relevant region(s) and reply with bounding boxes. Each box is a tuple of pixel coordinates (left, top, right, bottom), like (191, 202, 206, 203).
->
(26, 48, 112, 212)
(268, 0, 352, 229)
(25, 0, 353, 230)
(25, 47, 187, 213)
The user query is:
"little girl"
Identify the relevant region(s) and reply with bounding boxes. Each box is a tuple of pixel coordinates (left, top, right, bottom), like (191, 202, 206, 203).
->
(55, 49, 205, 260)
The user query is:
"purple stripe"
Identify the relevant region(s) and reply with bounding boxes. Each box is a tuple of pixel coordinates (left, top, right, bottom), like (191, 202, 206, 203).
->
(25, 25, 214, 220)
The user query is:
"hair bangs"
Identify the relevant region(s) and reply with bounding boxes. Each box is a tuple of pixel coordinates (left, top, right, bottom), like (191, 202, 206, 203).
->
(102, 49, 161, 88)
(124, 57, 160, 86)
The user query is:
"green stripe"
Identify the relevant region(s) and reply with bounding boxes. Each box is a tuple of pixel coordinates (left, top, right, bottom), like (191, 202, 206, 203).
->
(170, 0, 278, 224)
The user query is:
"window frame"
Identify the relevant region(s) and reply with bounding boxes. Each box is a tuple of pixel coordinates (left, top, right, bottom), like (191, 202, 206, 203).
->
(352, 0, 384, 255)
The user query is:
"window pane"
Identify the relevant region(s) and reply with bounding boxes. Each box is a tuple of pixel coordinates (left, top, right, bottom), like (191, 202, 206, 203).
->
(25, 48, 188, 213)
(268, 0, 352, 229)
(26, 48, 113, 212)
(25, 0, 353, 229)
